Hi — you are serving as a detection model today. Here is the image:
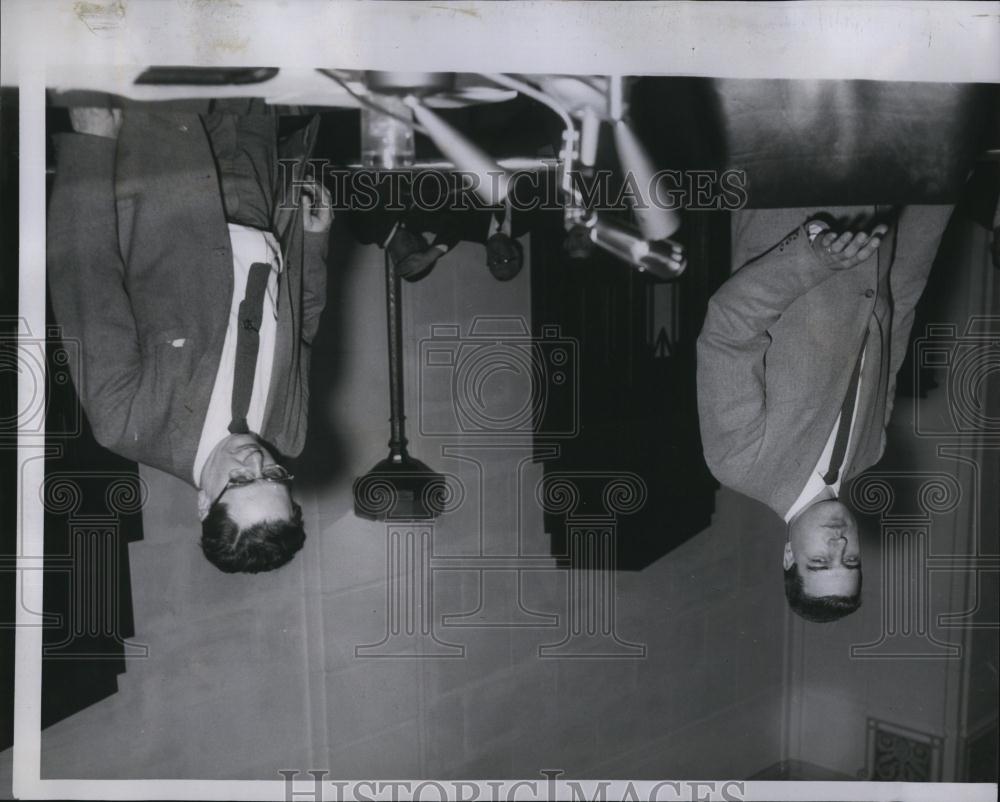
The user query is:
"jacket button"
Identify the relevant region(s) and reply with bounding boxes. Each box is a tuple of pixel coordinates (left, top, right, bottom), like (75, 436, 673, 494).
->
(179, 125, 188, 132)
(865, 289, 875, 298)
(214, 247, 227, 257)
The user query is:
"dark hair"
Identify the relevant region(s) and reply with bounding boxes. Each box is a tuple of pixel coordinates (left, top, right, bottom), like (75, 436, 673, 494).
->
(200, 499, 305, 574)
(783, 563, 862, 623)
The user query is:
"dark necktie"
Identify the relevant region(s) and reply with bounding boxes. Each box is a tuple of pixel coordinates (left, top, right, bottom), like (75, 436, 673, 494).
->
(229, 262, 272, 435)
(823, 330, 870, 485)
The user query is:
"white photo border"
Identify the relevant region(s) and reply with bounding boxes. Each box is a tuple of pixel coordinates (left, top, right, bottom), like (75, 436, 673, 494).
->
(5, 1, 999, 800)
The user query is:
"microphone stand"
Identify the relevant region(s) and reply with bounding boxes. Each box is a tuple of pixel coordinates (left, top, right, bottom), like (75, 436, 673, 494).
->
(353, 250, 445, 521)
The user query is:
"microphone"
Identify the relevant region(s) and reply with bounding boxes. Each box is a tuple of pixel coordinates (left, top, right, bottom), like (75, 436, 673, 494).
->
(588, 216, 686, 280)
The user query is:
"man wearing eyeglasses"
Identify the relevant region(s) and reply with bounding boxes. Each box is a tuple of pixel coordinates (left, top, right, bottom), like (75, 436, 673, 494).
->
(48, 102, 332, 574)
(196, 434, 299, 573)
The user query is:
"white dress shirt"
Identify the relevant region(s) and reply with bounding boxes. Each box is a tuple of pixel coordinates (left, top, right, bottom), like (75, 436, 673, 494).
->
(193, 223, 281, 487)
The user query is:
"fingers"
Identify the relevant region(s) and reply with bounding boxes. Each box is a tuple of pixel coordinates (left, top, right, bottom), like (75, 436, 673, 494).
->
(662, 237, 684, 256)
(317, 182, 332, 211)
(841, 232, 869, 260)
(661, 238, 686, 271)
(828, 231, 854, 254)
(299, 183, 319, 218)
(852, 223, 889, 263)
(300, 182, 332, 210)
(300, 180, 334, 233)
(816, 222, 890, 268)
(854, 238, 881, 264)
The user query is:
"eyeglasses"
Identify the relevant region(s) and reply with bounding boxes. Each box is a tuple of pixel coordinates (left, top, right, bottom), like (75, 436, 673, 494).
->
(212, 464, 294, 508)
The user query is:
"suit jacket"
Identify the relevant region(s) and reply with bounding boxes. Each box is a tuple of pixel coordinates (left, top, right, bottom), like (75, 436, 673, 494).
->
(48, 110, 328, 486)
(696, 205, 953, 517)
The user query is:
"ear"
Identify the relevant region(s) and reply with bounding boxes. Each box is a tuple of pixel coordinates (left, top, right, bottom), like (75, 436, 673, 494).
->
(197, 489, 211, 522)
(782, 541, 795, 571)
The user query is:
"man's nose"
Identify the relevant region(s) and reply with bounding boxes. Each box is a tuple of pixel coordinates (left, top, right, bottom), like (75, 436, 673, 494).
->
(242, 449, 264, 474)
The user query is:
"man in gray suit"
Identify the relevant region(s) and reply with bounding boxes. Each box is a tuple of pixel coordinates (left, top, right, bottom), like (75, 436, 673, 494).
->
(48, 104, 332, 574)
(697, 206, 953, 622)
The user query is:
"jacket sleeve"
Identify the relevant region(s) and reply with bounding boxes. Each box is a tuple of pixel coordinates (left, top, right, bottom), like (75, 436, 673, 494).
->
(696, 227, 842, 487)
(47, 132, 145, 455)
(301, 229, 328, 346)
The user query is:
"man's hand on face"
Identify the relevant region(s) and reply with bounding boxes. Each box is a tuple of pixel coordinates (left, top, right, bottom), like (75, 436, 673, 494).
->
(301, 181, 334, 235)
(68, 107, 123, 139)
(810, 222, 889, 269)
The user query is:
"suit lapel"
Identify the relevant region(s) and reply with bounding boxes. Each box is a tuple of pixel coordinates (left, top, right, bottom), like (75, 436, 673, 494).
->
(843, 212, 897, 481)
